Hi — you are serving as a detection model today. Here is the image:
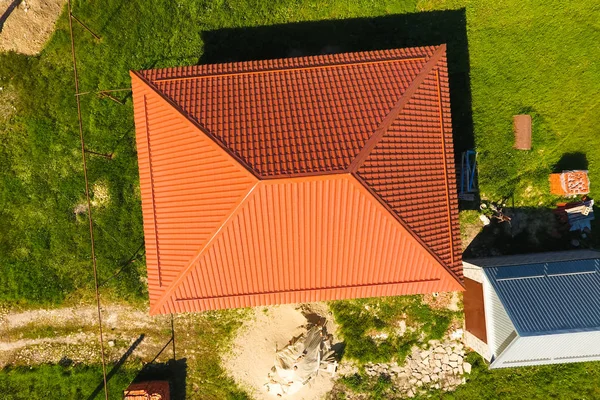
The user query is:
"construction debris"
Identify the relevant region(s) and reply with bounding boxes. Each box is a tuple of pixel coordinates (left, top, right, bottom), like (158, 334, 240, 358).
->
(549, 170, 590, 196)
(265, 321, 337, 397)
(554, 198, 595, 232)
(480, 201, 511, 224)
(124, 381, 170, 400)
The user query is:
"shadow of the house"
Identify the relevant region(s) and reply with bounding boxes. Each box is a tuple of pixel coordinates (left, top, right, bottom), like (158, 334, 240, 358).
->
(200, 10, 475, 159)
(464, 205, 597, 259)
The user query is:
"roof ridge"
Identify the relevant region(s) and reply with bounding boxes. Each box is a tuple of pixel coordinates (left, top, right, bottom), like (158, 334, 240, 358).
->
(130, 71, 261, 180)
(150, 56, 427, 83)
(141, 46, 436, 83)
(348, 44, 447, 173)
(149, 181, 261, 315)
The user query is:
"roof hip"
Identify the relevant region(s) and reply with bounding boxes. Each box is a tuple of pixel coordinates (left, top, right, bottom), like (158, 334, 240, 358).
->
(347, 44, 447, 172)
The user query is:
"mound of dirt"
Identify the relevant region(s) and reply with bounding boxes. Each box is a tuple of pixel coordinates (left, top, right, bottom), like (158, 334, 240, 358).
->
(222, 303, 339, 400)
(0, 0, 66, 55)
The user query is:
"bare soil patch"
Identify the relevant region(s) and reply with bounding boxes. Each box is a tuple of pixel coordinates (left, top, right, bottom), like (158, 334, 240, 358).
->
(0, 303, 173, 367)
(0, 0, 66, 55)
(223, 303, 339, 400)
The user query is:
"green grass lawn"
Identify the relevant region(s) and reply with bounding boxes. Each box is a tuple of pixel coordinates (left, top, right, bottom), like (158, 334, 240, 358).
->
(0, 363, 137, 400)
(329, 296, 458, 364)
(420, 353, 600, 399)
(1, 0, 600, 398)
(2, 0, 599, 306)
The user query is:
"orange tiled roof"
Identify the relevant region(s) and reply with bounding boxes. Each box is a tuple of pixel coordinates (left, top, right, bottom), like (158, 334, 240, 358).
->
(131, 45, 464, 314)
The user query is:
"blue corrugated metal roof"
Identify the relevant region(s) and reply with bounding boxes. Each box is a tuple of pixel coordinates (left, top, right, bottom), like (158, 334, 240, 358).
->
(484, 258, 600, 336)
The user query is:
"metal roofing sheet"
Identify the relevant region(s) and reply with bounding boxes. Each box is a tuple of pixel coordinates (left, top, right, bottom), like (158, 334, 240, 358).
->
(131, 45, 464, 313)
(356, 59, 461, 278)
(154, 175, 462, 313)
(484, 259, 600, 336)
(140, 48, 435, 178)
(131, 74, 258, 304)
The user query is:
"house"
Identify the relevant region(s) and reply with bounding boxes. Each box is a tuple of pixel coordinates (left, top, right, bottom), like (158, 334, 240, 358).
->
(463, 250, 600, 368)
(130, 44, 464, 315)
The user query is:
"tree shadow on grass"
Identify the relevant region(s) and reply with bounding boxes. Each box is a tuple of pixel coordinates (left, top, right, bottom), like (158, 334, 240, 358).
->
(200, 9, 475, 157)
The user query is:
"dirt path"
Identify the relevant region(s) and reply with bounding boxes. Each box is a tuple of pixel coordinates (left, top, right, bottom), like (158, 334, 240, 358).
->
(0, 303, 173, 367)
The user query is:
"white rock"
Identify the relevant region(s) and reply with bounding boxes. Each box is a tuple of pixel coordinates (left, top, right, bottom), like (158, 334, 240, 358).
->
(108, 340, 115, 347)
(421, 357, 430, 365)
(413, 372, 422, 380)
(422, 375, 431, 384)
(396, 320, 407, 336)
(449, 361, 458, 368)
(416, 380, 424, 387)
(435, 359, 442, 368)
(463, 362, 472, 374)
(409, 378, 418, 385)
(433, 367, 441, 374)
(449, 353, 459, 362)
(457, 355, 464, 364)
(458, 365, 464, 375)
(480, 214, 491, 225)
(420, 350, 431, 359)
(449, 329, 463, 340)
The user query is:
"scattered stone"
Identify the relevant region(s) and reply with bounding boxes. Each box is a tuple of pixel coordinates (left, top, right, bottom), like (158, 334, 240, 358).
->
(422, 375, 431, 384)
(108, 340, 115, 347)
(463, 362, 472, 374)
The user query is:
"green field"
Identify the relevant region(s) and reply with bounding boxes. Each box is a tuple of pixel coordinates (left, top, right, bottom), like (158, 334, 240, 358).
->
(0, 364, 137, 400)
(2, 0, 598, 303)
(1, 0, 600, 398)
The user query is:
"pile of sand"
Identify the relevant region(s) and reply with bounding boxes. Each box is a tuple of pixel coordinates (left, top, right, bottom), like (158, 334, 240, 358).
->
(0, 0, 66, 55)
(223, 303, 338, 400)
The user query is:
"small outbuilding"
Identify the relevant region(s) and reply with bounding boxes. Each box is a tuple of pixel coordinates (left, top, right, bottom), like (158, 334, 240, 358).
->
(463, 250, 600, 368)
